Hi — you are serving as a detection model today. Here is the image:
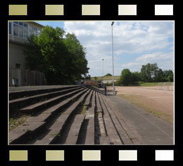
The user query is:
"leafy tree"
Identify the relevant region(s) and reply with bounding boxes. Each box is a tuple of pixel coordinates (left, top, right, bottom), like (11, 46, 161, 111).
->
(84, 74, 91, 80)
(131, 71, 141, 83)
(104, 73, 112, 76)
(120, 69, 132, 85)
(63, 33, 89, 81)
(24, 26, 89, 85)
(140, 63, 159, 82)
(24, 35, 43, 71)
(140, 63, 173, 82)
(164, 70, 173, 82)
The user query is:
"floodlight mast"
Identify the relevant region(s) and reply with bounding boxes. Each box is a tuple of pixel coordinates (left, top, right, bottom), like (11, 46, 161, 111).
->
(111, 21, 115, 95)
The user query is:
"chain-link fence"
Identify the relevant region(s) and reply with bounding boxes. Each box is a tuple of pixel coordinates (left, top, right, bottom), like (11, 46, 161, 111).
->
(156, 82, 174, 91)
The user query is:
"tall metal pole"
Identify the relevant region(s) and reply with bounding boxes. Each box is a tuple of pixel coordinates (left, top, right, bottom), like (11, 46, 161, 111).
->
(111, 22, 115, 95)
(102, 59, 104, 78)
(103, 59, 104, 77)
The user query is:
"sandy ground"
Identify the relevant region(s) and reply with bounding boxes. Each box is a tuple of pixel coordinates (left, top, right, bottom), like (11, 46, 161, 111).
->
(107, 86, 174, 123)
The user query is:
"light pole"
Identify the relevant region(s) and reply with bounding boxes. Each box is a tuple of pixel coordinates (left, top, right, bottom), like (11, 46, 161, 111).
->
(111, 21, 115, 95)
(102, 59, 104, 78)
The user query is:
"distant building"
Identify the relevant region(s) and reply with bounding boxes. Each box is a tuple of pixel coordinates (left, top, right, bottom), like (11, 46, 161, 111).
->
(102, 80, 117, 84)
(9, 21, 46, 86)
(91, 75, 119, 84)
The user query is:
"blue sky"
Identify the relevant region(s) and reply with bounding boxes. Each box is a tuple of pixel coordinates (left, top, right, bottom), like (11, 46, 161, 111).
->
(36, 21, 174, 77)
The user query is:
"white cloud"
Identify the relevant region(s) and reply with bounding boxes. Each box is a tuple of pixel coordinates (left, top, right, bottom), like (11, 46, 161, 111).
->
(122, 52, 173, 72)
(64, 21, 174, 76)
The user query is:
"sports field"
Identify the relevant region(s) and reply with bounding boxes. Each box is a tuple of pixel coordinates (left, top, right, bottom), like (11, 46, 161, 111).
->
(108, 85, 174, 124)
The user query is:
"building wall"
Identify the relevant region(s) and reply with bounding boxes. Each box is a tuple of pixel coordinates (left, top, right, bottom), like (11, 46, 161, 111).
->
(9, 21, 43, 70)
(9, 69, 46, 86)
(9, 21, 46, 86)
(9, 42, 25, 69)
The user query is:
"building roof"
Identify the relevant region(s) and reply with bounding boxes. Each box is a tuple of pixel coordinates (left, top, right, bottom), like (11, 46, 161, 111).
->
(9, 21, 44, 28)
(31, 21, 44, 27)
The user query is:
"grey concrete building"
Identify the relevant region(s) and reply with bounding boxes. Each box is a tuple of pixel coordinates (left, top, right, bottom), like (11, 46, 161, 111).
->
(9, 21, 46, 86)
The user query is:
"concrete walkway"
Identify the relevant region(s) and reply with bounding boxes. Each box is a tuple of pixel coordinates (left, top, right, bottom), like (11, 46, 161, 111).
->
(106, 95, 174, 145)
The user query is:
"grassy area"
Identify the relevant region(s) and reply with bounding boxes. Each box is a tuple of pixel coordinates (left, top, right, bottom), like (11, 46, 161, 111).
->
(138, 82, 159, 86)
(138, 82, 173, 86)
(9, 113, 31, 130)
(81, 105, 87, 114)
(119, 94, 173, 124)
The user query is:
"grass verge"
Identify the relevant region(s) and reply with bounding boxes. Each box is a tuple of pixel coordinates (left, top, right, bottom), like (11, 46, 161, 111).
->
(9, 111, 31, 130)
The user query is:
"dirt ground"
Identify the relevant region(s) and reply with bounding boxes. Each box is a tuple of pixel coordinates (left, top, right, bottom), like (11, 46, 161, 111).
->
(107, 85, 174, 124)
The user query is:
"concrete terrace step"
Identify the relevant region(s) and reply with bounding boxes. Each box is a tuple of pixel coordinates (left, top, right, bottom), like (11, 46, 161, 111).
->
(97, 92, 122, 145)
(9, 87, 81, 111)
(26, 88, 89, 123)
(95, 92, 110, 144)
(84, 91, 95, 144)
(9, 85, 146, 145)
(9, 121, 46, 144)
(95, 92, 103, 113)
(33, 89, 90, 145)
(83, 90, 92, 107)
(9, 85, 79, 100)
(9, 88, 89, 145)
(98, 93, 133, 145)
(86, 85, 104, 95)
(65, 114, 86, 144)
(34, 115, 67, 145)
(20, 88, 85, 113)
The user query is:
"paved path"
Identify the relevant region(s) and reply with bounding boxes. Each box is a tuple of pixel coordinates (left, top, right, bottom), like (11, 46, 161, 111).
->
(106, 95, 174, 145)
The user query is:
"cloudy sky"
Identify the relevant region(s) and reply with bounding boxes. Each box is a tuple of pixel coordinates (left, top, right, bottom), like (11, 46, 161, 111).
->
(36, 21, 174, 77)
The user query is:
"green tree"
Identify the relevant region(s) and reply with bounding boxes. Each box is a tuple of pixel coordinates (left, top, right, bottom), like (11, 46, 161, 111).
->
(24, 26, 89, 85)
(154, 68, 164, 82)
(131, 71, 141, 83)
(120, 69, 132, 86)
(63, 33, 89, 81)
(104, 73, 112, 76)
(24, 35, 44, 71)
(164, 70, 173, 82)
(140, 63, 159, 82)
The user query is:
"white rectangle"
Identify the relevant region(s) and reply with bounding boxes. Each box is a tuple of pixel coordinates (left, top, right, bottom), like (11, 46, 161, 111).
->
(9, 150, 28, 161)
(155, 5, 173, 15)
(119, 150, 137, 161)
(82, 150, 101, 161)
(118, 5, 137, 15)
(45, 5, 64, 15)
(155, 150, 174, 161)
(9, 5, 27, 15)
(46, 150, 64, 161)
(82, 5, 100, 15)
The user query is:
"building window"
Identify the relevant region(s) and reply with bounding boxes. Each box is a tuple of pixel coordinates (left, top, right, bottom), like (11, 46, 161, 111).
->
(13, 22, 29, 39)
(9, 22, 12, 34)
(19, 25, 23, 37)
(37, 29, 42, 36)
(15, 63, 21, 68)
(23, 23, 28, 39)
(14, 22, 18, 36)
(12, 22, 42, 39)
(33, 27, 37, 36)
(28, 25, 33, 36)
